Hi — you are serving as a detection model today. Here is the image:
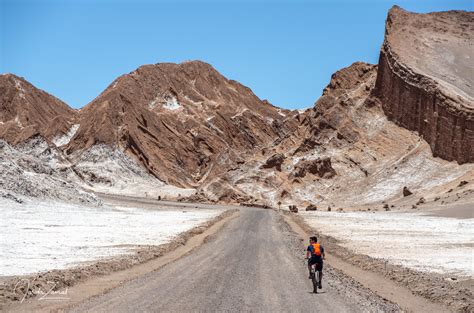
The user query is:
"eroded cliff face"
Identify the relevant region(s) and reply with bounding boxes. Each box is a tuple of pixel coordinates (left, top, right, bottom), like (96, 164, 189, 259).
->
(372, 6, 474, 164)
(201, 59, 474, 209)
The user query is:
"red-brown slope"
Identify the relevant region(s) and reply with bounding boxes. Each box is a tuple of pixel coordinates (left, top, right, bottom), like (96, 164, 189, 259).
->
(373, 6, 474, 163)
(67, 61, 297, 187)
(0, 74, 77, 143)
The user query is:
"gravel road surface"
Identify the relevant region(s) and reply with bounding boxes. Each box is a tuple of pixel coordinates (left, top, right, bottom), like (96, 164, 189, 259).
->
(70, 208, 399, 312)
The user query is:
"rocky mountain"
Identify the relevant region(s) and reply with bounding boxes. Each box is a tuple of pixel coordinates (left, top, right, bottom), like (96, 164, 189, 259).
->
(373, 6, 474, 164)
(0, 74, 77, 144)
(0, 6, 473, 208)
(65, 61, 297, 187)
(197, 7, 474, 208)
(0, 62, 298, 203)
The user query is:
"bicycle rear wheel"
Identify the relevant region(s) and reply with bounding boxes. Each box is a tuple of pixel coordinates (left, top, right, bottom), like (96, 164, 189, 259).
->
(311, 269, 318, 293)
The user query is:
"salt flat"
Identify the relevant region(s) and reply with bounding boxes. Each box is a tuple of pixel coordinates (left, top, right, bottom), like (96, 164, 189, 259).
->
(0, 199, 221, 276)
(302, 211, 474, 278)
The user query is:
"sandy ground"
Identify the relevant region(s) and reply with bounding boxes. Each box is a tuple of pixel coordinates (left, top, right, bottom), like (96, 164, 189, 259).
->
(0, 195, 473, 312)
(428, 202, 473, 219)
(301, 210, 473, 278)
(2, 209, 237, 312)
(0, 198, 222, 277)
(97, 193, 241, 211)
(0, 195, 236, 309)
(67, 208, 399, 313)
(3, 198, 470, 312)
(290, 212, 473, 312)
(283, 212, 450, 313)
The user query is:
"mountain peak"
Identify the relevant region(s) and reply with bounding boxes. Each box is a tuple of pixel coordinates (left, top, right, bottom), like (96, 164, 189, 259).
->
(65, 60, 297, 187)
(0, 75, 77, 144)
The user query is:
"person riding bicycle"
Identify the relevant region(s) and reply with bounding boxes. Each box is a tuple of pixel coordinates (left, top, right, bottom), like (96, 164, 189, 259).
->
(306, 236, 325, 289)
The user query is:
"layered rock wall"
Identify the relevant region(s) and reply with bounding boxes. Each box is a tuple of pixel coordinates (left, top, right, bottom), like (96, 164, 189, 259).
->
(372, 7, 474, 164)
(374, 44, 474, 163)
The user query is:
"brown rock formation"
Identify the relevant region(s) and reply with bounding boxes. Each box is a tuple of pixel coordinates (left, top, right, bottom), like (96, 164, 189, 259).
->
(403, 186, 413, 197)
(291, 157, 336, 179)
(66, 61, 297, 187)
(372, 6, 474, 163)
(297, 62, 378, 151)
(261, 153, 285, 171)
(0, 74, 77, 144)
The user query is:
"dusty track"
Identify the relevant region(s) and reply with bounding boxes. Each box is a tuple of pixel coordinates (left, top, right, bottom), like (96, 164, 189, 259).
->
(69, 208, 398, 312)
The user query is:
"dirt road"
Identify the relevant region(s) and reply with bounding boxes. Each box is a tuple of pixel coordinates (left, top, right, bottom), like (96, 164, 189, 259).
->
(69, 207, 397, 312)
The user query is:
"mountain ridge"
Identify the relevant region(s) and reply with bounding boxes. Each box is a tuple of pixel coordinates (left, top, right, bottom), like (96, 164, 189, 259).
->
(1, 6, 473, 206)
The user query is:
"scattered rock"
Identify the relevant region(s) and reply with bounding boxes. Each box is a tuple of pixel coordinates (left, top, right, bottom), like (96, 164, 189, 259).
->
(179, 192, 211, 203)
(280, 189, 290, 198)
(458, 181, 468, 187)
(240, 202, 272, 209)
(416, 197, 425, 205)
(289, 205, 298, 213)
(403, 186, 413, 197)
(305, 204, 317, 211)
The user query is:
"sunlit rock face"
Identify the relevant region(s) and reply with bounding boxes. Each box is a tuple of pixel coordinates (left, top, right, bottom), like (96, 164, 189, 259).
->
(372, 6, 474, 164)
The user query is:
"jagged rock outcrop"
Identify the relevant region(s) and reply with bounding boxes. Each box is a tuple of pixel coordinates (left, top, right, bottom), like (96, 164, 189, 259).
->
(261, 153, 285, 171)
(372, 6, 474, 164)
(0, 74, 77, 144)
(297, 62, 378, 150)
(291, 158, 336, 179)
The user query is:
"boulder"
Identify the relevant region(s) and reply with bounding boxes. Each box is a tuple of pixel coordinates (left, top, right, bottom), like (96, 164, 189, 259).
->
(289, 205, 298, 213)
(403, 186, 413, 197)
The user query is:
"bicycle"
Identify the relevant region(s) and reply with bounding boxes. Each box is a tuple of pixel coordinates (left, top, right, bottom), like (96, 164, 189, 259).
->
(309, 262, 322, 293)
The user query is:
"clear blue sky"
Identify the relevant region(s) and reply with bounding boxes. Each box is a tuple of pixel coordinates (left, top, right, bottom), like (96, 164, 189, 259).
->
(1, 0, 472, 109)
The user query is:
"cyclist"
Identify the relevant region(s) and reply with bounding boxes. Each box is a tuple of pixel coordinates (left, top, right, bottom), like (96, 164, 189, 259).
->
(306, 236, 325, 289)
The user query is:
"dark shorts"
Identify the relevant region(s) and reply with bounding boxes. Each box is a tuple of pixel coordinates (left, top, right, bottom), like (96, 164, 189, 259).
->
(308, 256, 323, 271)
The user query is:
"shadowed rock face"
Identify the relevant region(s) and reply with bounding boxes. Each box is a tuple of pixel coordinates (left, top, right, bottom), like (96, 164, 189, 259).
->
(0, 74, 77, 144)
(373, 6, 474, 164)
(261, 153, 285, 171)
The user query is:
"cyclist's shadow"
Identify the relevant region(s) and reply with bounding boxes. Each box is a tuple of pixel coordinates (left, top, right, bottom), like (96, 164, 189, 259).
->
(307, 291, 327, 295)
